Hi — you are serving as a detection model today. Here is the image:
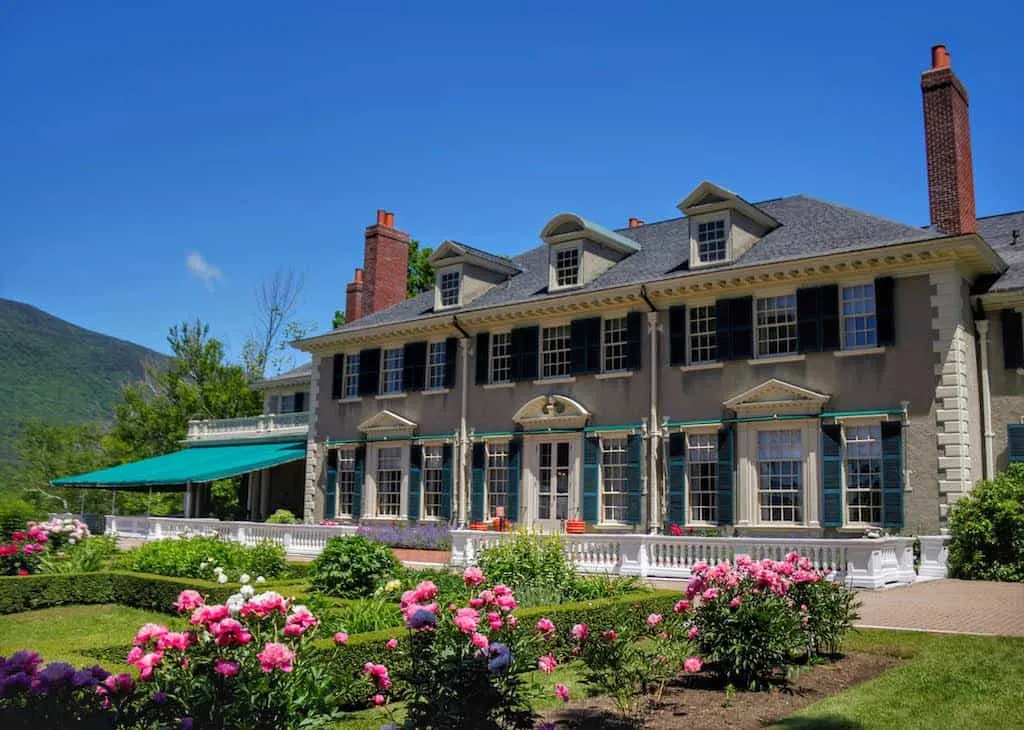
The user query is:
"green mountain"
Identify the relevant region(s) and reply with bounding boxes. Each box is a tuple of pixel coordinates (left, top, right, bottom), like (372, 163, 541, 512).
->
(0, 298, 170, 465)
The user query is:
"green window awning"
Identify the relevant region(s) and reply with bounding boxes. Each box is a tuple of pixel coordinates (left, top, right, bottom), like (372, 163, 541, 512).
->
(52, 440, 307, 489)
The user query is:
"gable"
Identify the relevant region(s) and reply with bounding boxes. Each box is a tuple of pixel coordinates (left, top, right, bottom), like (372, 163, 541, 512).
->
(724, 378, 830, 415)
(358, 409, 417, 435)
(512, 394, 591, 429)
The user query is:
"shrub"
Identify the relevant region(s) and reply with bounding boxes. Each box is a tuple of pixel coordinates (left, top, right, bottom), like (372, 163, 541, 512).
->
(265, 509, 299, 524)
(787, 576, 861, 656)
(310, 536, 400, 598)
(477, 532, 577, 602)
(39, 535, 119, 574)
(356, 521, 452, 550)
(119, 535, 286, 581)
(948, 464, 1024, 581)
(569, 573, 646, 601)
(0, 497, 45, 540)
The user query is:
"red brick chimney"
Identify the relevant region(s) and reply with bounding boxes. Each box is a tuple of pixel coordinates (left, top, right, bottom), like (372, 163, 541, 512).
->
(361, 209, 409, 315)
(628, 217, 644, 228)
(344, 267, 364, 323)
(921, 44, 976, 234)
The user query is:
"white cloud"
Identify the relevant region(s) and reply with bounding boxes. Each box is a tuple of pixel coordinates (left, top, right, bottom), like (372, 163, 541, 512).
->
(185, 251, 223, 289)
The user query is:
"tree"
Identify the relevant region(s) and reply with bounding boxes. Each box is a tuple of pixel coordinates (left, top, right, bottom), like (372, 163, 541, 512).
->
(407, 240, 435, 297)
(241, 269, 313, 380)
(332, 310, 345, 329)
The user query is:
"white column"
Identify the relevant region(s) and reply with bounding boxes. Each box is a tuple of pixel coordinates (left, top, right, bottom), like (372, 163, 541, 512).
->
(184, 484, 193, 518)
(977, 319, 995, 481)
(458, 337, 471, 527)
(260, 469, 270, 519)
(647, 311, 661, 533)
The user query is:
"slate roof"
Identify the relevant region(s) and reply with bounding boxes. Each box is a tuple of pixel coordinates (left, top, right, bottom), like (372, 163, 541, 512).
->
(255, 362, 312, 387)
(328, 194, 948, 335)
(443, 240, 521, 271)
(977, 211, 1024, 293)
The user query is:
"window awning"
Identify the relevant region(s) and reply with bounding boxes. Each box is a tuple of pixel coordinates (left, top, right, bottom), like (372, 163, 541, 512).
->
(52, 441, 307, 489)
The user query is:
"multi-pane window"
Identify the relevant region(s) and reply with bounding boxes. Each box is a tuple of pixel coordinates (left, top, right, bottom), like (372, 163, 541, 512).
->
(381, 348, 404, 394)
(337, 449, 356, 518)
(343, 353, 360, 398)
(554, 247, 580, 288)
(427, 342, 447, 390)
(541, 325, 572, 378)
(422, 446, 444, 519)
(755, 294, 798, 357)
(757, 430, 803, 523)
(687, 433, 718, 523)
(842, 284, 878, 349)
(280, 394, 297, 413)
(600, 438, 628, 523)
(845, 424, 882, 524)
(376, 447, 402, 517)
(489, 332, 512, 384)
(688, 305, 717, 364)
(697, 219, 727, 263)
(439, 270, 461, 307)
(602, 317, 628, 372)
(486, 443, 509, 519)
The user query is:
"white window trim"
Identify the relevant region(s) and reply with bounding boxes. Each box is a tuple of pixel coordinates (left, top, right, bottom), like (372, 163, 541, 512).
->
(340, 352, 360, 400)
(420, 445, 445, 521)
(598, 436, 630, 526)
(685, 431, 719, 527)
(538, 321, 573, 380)
(365, 443, 409, 519)
(549, 241, 583, 292)
(426, 340, 448, 391)
(689, 212, 731, 268)
(753, 291, 799, 360)
(379, 347, 404, 395)
(334, 448, 357, 519)
(686, 300, 719, 366)
(839, 280, 880, 352)
(734, 419, 820, 528)
(435, 264, 463, 311)
(841, 422, 885, 528)
(600, 315, 630, 374)
(488, 330, 513, 385)
(484, 441, 511, 521)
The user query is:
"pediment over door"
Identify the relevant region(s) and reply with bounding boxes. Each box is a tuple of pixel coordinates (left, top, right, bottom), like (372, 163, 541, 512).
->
(723, 379, 830, 416)
(512, 394, 591, 430)
(358, 410, 417, 437)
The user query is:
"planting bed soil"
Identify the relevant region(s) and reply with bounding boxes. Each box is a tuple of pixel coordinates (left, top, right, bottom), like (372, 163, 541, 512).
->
(390, 548, 451, 564)
(542, 652, 899, 729)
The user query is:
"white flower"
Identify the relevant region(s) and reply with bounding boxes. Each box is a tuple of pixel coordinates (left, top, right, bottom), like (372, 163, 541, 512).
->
(213, 566, 224, 575)
(384, 579, 402, 592)
(217, 573, 228, 584)
(239, 574, 250, 585)
(240, 584, 255, 598)
(226, 595, 245, 614)
(68, 537, 77, 545)
(256, 576, 265, 584)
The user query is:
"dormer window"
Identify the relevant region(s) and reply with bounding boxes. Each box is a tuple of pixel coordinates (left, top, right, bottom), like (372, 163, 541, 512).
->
(679, 181, 781, 268)
(553, 245, 581, 289)
(540, 213, 639, 291)
(439, 268, 461, 308)
(697, 219, 728, 263)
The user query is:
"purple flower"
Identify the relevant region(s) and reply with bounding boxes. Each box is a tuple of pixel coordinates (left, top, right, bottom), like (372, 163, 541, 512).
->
(407, 608, 437, 631)
(88, 664, 111, 682)
(181, 719, 194, 730)
(487, 642, 512, 674)
(0, 672, 32, 697)
(3, 650, 43, 676)
(154, 690, 168, 704)
(71, 669, 99, 689)
(33, 662, 75, 693)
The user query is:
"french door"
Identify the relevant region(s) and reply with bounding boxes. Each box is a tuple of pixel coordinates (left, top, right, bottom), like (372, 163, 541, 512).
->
(536, 441, 573, 531)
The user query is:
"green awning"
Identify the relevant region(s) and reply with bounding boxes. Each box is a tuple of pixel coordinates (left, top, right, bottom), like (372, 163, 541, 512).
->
(52, 440, 307, 489)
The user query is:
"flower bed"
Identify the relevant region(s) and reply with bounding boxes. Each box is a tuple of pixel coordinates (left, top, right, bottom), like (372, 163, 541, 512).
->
(356, 522, 452, 551)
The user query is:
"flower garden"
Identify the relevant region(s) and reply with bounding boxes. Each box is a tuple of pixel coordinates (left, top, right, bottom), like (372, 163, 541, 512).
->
(2, 519, 1024, 729)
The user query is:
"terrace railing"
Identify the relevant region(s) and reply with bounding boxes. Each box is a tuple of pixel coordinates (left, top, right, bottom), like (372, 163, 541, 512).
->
(185, 411, 310, 442)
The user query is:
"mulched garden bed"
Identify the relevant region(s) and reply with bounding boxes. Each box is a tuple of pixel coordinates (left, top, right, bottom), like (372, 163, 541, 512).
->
(542, 652, 900, 729)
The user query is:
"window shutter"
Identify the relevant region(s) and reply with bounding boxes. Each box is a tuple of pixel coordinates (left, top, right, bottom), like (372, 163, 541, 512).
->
(444, 338, 459, 389)
(669, 305, 687, 365)
(625, 312, 643, 371)
(571, 317, 601, 375)
(324, 464, 337, 520)
(507, 438, 521, 522)
(1000, 310, 1024, 369)
(875, 277, 896, 347)
(439, 444, 454, 521)
(819, 284, 840, 351)
(730, 297, 754, 360)
(511, 326, 539, 381)
(881, 421, 903, 528)
(716, 428, 734, 526)
(626, 434, 643, 526)
(475, 332, 490, 385)
(403, 342, 427, 392)
(358, 349, 381, 397)
(408, 445, 422, 521)
(582, 436, 600, 524)
(820, 424, 843, 527)
(1008, 424, 1024, 464)
(294, 392, 306, 412)
(471, 443, 486, 523)
(331, 355, 344, 399)
(797, 286, 822, 353)
(352, 446, 365, 519)
(667, 432, 686, 526)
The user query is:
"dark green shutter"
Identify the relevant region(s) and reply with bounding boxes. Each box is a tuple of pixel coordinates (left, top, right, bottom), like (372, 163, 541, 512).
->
(669, 305, 687, 365)
(507, 438, 521, 522)
(352, 446, 365, 519)
(439, 444, 454, 520)
(331, 355, 344, 399)
(716, 428, 734, 525)
(471, 443, 486, 522)
(403, 341, 427, 391)
(820, 284, 840, 350)
(881, 421, 903, 528)
(444, 338, 458, 389)
(511, 326, 539, 381)
(1008, 424, 1024, 464)
(293, 392, 306, 412)
(475, 332, 490, 384)
(625, 312, 643, 371)
(820, 424, 843, 527)
(875, 277, 895, 347)
(667, 432, 686, 525)
(626, 435, 643, 526)
(358, 349, 380, 396)
(571, 317, 601, 375)
(582, 436, 600, 524)
(715, 299, 732, 361)
(797, 286, 823, 353)
(408, 445, 422, 521)
(1001, 310, 1024, 369)
(325, 450, 337, 519)
(729, 297, 754, 360)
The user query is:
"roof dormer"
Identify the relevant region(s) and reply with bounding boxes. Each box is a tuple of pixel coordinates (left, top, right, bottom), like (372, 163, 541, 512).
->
(678, 181, 780, 268)
(540, 213, 639, 292)
(428, 240, 520, 311)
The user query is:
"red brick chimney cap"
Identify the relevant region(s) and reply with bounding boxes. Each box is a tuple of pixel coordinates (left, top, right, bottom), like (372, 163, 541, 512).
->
(931, 44, 950, 70)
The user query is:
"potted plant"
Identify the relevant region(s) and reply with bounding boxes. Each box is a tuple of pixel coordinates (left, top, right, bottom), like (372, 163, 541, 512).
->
(565, 510, 586, 534)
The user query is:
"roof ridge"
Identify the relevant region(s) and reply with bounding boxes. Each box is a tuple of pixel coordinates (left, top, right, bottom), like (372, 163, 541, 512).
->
(977, 209, 1024, 220)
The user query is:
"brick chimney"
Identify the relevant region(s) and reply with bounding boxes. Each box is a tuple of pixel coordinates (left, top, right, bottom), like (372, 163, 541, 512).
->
(921, 44, 976, 234)
(361, 209, 409, 315)
(344, 268, 364, 323)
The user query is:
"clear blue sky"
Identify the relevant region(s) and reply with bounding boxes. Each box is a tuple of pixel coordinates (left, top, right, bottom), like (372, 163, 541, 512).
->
(2, 1, 1022, 364)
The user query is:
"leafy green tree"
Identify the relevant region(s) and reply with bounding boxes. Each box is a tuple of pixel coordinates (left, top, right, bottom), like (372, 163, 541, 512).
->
(407, 240, 435, 297)
(332, 310, 345, 329)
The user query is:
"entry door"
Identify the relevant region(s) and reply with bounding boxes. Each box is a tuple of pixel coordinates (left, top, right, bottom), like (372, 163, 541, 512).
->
(537, 441, 573, 531)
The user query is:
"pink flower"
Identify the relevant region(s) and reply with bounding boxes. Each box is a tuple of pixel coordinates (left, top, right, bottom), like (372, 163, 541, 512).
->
(555, 683, 570, 702)
(214, 658, 239, 677)
(174, 590, 204, 613)
(601, 630, 617, 642)
(469, 598, 485, 609)
(242, 592, 289, 620)
(157, 632, 194, 652)
(702, 588, 719, 601)
(687, 626, 699, 640)
(470, 632, 489, 649)
(125, 647, 143, 665)
(536, 618, 555, 634)
(506, 616, 518, 629)
(492, 584, 512, 596)
(386, 638, 399, 650)
(673, 600, 690, 613)
(373, 694, 386, 706)
(136, 651, 164, 681)
(453, 607, 480, 634)
(488, 611, 503, 631)
(133, 623, 169, 647)
(334, 632, 349, 646)
(537, 653, 557, 674)
(684, 656, 703, 673)
(257, 642, 296, 673)
(571, 623, 588, 641)
(463, 566, 485, 587)
(495, 594, 518, 612)
(190, 604, 230, 626)
(415, 580, 439, 601)
(210, 619, 252, 647)
(647, 613, 663, 627)
(284, 605, 319, 637)
(669, 524, 684, 536)
(363, 663, 391, 690)
(478, 590, 496, 604)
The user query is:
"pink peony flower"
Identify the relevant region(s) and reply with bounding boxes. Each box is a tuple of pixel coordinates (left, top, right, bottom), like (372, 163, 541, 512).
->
(469, 598, 485, 609)
(242, 592, 289, 620)
(157, 631, 194, 652)
(730, 596, 742, 608)
(363, 663, 391, 690)
(373, 694, 385, 706)
(463, 566, 485, 587)
(386, 638, 399, 650)
(453, 607, 480, 634)
(284, 605, 319, 637)
(495, 594, 518, 612)
(601, 630, 618, 642)
(537, 653, 557, 674)
(470, 632, 489, 649)
(257, 642, 296, 673)
(506, 615, 518, 629)
(647, 613, 663, 627)
(488, 611, 503, 631)
(214, 658, 239, 677)
(684, 656, 703, 673)
(492, 584, 512, 596)
(136, 651, 164, 681)
(571, 623, 588, 641)
(191, 604, 230, 626)
(555, 683, 570, 702)
(687, 626, 699, 640)
(478, 589, 495, 604)
(415, 580, 439, 601)
(333, 632, 349, 645)
(702, 588, 719, 601)
(536, 618, 555, 634)
(210, 619, 252, 647)
(174, 590, 204, 614)
(134, 623, 169, 647)
(126, 647, 144, 665)
(673, 599, 690, 613)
